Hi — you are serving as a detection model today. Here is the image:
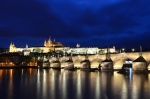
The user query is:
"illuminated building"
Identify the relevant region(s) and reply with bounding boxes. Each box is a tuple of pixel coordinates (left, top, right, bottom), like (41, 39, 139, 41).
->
(9, 42, 17, 52)
(68, 46, 116, 54)
(44, 37, 63, 47)
(9, 37, 116, 55)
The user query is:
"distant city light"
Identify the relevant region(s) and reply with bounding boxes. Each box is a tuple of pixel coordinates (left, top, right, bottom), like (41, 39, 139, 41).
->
(122, 48, 125, 53)
(122, 48, 125, 51)
(132, 48, 135, 52)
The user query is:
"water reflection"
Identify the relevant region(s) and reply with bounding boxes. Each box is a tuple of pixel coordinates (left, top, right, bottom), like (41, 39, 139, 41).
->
(0, 69, 150, 99)
(62, 70, 67, 99)
(76, 70, 82, 99)
(95, 72, 100, 99)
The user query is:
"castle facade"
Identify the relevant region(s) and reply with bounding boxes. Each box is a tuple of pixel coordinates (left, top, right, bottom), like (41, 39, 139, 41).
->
(9, 37, 116, 55)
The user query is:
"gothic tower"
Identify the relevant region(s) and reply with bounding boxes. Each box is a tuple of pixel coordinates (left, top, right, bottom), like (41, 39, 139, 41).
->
(9, 42, 17, 52)
(44, 39, 47, 47)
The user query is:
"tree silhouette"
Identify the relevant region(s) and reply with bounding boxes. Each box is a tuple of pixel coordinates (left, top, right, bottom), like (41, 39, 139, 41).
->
(11, 55, 24, 66)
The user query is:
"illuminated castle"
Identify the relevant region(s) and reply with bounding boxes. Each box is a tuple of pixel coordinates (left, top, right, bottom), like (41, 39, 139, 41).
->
(9, 37, 65, 53)
(44, 37, 63, 47)
(9, 36, 116, 54)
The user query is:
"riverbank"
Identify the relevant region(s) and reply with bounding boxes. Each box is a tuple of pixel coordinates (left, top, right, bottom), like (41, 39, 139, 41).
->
(0, 66, 38, 69)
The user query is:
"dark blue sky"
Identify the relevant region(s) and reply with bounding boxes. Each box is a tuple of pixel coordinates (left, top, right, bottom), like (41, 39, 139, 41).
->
(0, 0, 150, 49)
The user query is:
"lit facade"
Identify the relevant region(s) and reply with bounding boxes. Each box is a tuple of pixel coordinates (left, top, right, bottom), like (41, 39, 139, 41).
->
(9, 38, 116, 55)
(44, 37, 63, 47)
(67, 46, 116, 54)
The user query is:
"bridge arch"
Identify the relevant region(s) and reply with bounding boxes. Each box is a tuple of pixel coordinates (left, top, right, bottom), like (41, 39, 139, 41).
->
(91, 58, 103, 68)
(73, 58, 82, 68)
(147, 64, 150, 70)
(113, 57, 133, 70)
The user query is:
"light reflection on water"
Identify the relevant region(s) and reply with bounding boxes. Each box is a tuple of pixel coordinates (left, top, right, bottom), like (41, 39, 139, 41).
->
(0, 69, 150, 99)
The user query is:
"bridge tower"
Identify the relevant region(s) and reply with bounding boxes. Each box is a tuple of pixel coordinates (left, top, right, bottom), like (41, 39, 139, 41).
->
(100, 48, 113, 71)
(132, 46, 148, 72)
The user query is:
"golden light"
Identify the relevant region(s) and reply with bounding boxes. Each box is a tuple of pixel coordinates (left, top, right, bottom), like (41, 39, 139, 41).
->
(132, 48, 135, 52)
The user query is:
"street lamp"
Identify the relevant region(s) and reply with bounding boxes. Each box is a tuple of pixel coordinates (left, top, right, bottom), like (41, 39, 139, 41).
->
(122, 48, 125, 53)
(132, 48, 135, 52)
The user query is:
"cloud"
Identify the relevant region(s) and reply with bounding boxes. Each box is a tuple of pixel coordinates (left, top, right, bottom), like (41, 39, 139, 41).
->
(0, 0, 150, 49)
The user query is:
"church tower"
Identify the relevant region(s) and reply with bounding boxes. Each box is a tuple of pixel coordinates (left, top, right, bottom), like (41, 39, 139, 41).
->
(44, 36, 63, 47)
(76, 43, 80, 48)
(47, 36, 53, 47)
(44, 39, 47, 47)
(9, 42, 13, 52)
(9, 42, 17, 52)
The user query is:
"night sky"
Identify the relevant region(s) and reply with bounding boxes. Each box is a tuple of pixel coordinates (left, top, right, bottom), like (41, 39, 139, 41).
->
(0, 0, 150, 49)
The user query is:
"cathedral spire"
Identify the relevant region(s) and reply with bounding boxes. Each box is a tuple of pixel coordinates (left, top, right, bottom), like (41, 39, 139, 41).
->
(10, 42, 13, 46)
(12, 42, 15, 46)
(48, 36, 51, 41)
(54, 38, 55, 42)
(47, 36, 52, 47)
(44, 39, 47, 46)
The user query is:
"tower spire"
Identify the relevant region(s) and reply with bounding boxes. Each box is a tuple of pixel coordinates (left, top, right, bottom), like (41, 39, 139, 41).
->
(49, 36, 51, 41)
(54, 38, 55, 42)
(44, 39, 47, 46)
(10, 41, 12, 46)
(106, 48, 110, 60)
(12, 42, 15, 46)
(140, 45, 142, 56)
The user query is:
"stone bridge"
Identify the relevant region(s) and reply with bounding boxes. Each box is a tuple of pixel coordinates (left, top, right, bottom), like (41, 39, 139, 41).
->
(57, 52, 150, 70)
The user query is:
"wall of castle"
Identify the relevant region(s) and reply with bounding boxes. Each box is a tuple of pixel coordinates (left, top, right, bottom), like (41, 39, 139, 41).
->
(10, 46, 116, 54)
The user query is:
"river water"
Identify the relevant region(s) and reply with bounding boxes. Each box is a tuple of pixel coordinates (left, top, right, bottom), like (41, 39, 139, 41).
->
(0, 69, 150, 99)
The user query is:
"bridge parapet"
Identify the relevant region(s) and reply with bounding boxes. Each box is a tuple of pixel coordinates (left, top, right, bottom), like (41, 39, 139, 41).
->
(56, 52, 150, 69)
